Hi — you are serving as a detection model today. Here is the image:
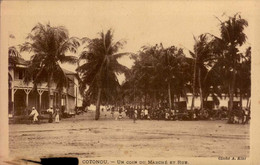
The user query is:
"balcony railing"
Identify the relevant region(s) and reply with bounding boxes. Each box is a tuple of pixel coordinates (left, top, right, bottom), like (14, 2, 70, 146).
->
(12, 79, 48, 89)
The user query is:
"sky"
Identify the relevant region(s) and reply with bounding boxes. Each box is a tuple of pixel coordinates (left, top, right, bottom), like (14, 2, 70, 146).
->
(1, 0, 257, 82)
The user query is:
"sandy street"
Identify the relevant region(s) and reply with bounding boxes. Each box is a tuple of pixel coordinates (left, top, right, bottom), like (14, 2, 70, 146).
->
(9, 111, 249, 160)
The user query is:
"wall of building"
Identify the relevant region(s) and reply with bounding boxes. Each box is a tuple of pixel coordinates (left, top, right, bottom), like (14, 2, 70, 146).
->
(185, 94, 249, 109)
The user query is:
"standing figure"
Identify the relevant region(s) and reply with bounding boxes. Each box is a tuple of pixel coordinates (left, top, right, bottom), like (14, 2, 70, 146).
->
(111, 107, 115, 118)
(243, 108, 251, 124)
(133, 108, 138, 123)
(118, 107, 123, 119)
(47, 106, 54, 123)
(165, 109, 170, 120)
(129, 106, 134, 119)
(29, 107, 39, 123)
(137, 107, 141, 119)
(144, 107, 148, 119)
(55, 107, 60, 123)
(141, 109, 145, 119)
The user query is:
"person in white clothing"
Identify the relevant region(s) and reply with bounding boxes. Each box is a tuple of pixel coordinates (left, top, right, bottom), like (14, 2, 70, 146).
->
(55, 108, 60, 123)
(144, 108, 149, 119)
(133, 108, 138, 123)
(29, 107, 39, 123)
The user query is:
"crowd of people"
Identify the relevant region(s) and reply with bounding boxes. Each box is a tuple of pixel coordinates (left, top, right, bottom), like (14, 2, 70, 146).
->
(27, 104, 250, 124)
(105, 105, 251, 124)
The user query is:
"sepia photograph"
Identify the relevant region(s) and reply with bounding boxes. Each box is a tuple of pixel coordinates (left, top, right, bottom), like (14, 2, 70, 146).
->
(0, 0, 260, 165)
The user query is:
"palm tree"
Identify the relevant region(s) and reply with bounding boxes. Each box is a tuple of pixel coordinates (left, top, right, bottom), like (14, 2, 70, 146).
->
(214, 14, 248, 122)
(190, 34, 217, 111)
(129, 44, 188, 111)
(237, 47, 251, 109)
(132, 44, 162, 108)
(157, 45, 186, 110)
(20, 23, 80, 108)
(77, 29, 130, 120)
(173, 56, 193, 106)
(9, 46, 21, 67)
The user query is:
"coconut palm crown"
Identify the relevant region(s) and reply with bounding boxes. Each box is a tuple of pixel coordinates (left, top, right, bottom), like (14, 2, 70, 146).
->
(77, 29, 131, 120)
(20, 23, 80, 107)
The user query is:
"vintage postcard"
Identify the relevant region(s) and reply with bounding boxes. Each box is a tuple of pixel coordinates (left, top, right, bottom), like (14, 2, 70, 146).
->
(1, 0, 260, 165)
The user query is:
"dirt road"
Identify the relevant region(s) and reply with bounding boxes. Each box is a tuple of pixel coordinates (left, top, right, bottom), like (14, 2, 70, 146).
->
(9, 111, 249, 159)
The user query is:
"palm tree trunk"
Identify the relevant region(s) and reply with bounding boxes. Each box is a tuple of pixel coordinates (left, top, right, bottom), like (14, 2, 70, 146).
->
(153, 92, 156, 109)
(228, 71, 236, 122)
(144, 93, 147, 108)
(168, 82, 172, 109)
(183, 87, 188, 110)
(58, 89, 62, 109)
(95, 88, 102, 120)
(239, 91, 243, 110)
(198, 68, 203, 110)
(172, 92, 175, 110)
(133, 83, 136, 106)
(48, 72, 53, 108)
(248, 99, 251, 109)
(191, 58, 197, 111)
(246, 97, 250, 109)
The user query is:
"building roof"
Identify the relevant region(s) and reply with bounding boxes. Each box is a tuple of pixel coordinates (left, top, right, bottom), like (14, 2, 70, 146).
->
(9, 57, 79, 80)
(9, 56, 30, 66)
(16, 57, 29, 65)
(62, 68, 80, 81)
(9, 56, 77, 75)
(62, 68, 77, 75)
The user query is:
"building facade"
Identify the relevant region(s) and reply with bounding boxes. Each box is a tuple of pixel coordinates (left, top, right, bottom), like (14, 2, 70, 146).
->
(8, 57, 83, 116)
